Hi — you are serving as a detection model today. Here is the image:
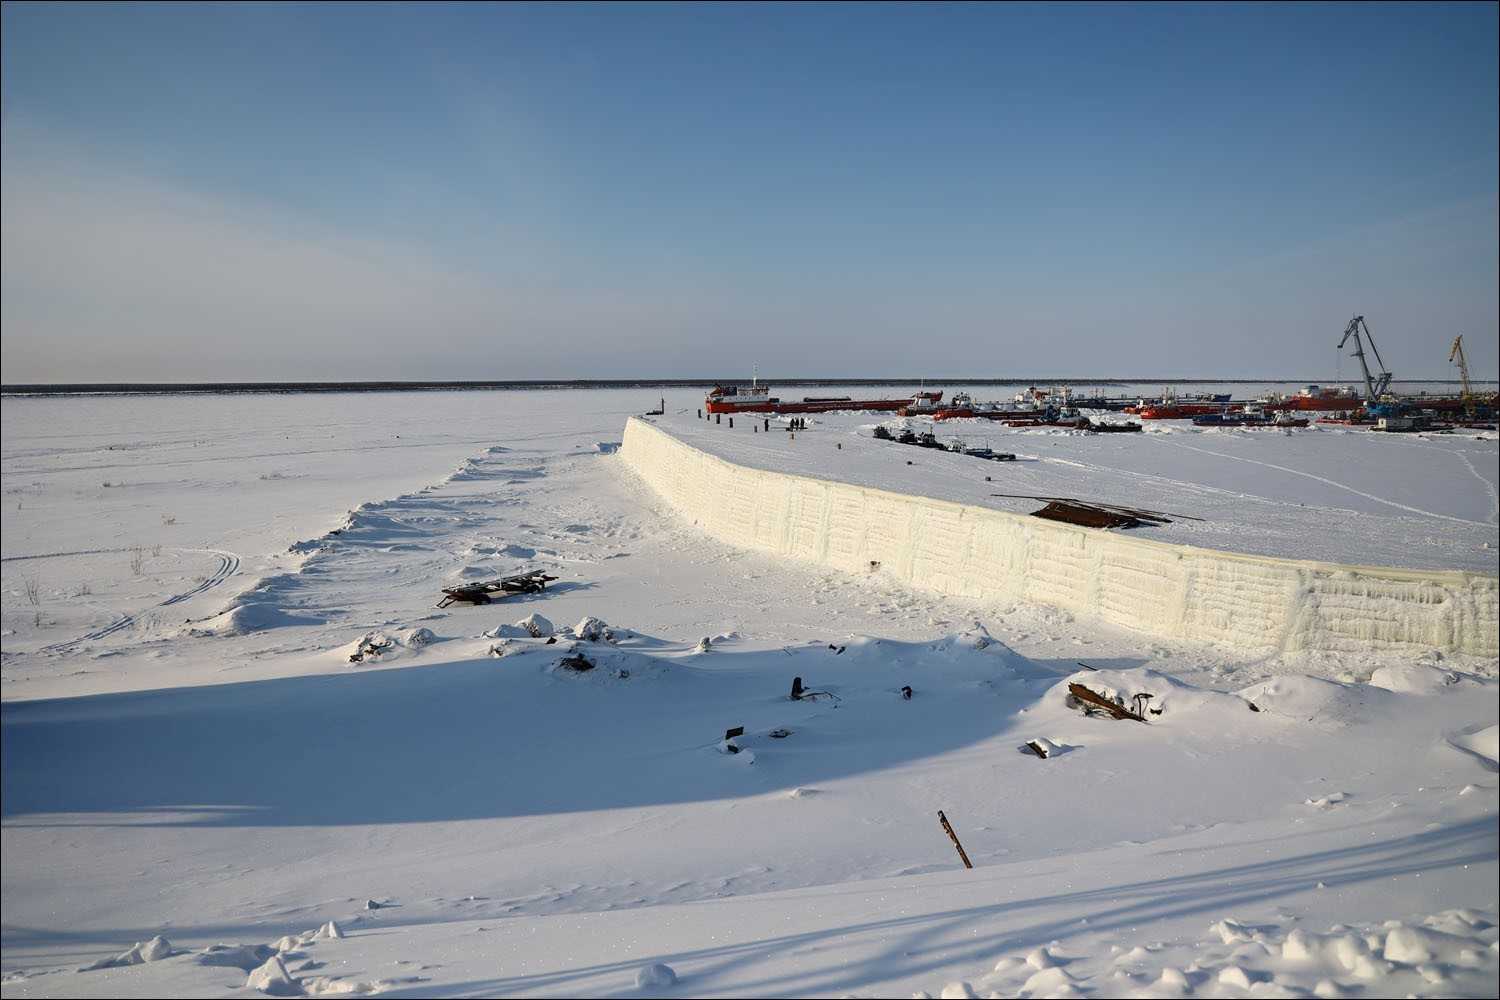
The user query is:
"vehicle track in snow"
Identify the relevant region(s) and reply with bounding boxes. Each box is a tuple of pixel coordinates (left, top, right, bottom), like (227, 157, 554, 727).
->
(1383, 435, 1500, 526)
(2, 547, 139, 563)
(1143, 435, 1491, 527)
(36, 550, 240, 654)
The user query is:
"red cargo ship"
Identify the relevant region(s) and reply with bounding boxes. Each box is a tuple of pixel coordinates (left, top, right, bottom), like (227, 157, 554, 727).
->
(1137, 403, 1236, 419)
(1259, 385, 1362, 412)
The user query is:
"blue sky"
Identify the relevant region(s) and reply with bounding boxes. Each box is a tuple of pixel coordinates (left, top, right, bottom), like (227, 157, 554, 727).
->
(2, 2, 1496, 381)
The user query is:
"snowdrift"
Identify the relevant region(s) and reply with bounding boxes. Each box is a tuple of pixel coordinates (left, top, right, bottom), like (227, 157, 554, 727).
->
(620, 417, 1498, 656)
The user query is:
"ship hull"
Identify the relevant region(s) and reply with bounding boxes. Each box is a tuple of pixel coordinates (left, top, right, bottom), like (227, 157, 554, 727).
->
(706, 396, 932, 415)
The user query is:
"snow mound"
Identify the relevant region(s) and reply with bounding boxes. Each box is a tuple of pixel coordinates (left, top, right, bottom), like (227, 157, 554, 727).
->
(1368, 663, 1465, 693)
(194, 943, 276, 970)
(518, 613, 554, 638)
(191, 576, 323, 636)
(1449, 724, 1499, 769)
(940, 908, 1499, 999)
(246, 954, 300, 995)
(402, 627, 436, 647)
(543, 643, 664, 683)
(571, 615, 613, 642)
(1020, 737, 1070, 758)
(634, 962, 677, 988)
(340, 628, 438, 664)
(203, 600, 322, 636)
(81, 935, 174, 970)
(1238, 675, 1398, 727)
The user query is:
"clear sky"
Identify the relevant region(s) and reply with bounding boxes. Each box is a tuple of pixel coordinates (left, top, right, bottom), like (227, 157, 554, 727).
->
(2, 1, 1496, 382)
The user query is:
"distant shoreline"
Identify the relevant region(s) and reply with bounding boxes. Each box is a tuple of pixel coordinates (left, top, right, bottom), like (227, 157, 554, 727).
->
(2, 377, 1489, 399)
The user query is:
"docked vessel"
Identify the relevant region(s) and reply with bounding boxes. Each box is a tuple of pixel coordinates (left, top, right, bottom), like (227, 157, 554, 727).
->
(1259, 385, 1362, 412)
(1139, 402, 1236, 419)
(1128, 389, 1236, 419)
(705, 379, 941, 415)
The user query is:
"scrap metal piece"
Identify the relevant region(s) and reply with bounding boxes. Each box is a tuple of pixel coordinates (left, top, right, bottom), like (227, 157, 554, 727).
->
(1067, 682, 1147, 722)
(437, 569, 559, 608)
(1033, 501, 1147, 529)
(937, 810, 973, 869)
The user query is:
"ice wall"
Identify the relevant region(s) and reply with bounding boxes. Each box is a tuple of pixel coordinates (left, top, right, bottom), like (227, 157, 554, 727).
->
(621, 417, 1498, 657)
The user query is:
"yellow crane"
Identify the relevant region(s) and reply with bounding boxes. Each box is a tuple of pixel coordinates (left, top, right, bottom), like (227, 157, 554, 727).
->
(1448, 334, 1474, 418)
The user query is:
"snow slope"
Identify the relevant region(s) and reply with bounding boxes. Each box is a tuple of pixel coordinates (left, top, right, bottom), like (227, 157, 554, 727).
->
(4, 632, 1496, 997)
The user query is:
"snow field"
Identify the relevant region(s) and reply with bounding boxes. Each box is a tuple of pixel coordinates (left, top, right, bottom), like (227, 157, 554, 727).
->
(4, 625, 1496, 997)
(3, 387, 1497, 997)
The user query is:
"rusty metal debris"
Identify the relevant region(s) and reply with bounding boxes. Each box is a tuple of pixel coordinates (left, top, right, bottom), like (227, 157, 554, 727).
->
(437, 569, 558, 608)
(348, 635, 393, 663)
(1067, 682, 1148, 722)
(1033, 501, 1152, 528)
(992, 493, 1202, 530)
(937, 810, 973, 869)
(1024, 740, 1050, 759)
(996, 494, 1204, 523)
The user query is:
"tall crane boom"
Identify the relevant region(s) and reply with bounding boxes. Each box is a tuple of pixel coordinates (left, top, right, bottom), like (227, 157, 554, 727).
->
(1449, 334, 1474, 418)
(1337, 315, 1393, 402)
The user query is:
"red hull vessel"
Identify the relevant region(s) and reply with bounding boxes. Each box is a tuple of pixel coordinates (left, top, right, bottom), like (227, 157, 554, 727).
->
(1137, 403, 1234, 419)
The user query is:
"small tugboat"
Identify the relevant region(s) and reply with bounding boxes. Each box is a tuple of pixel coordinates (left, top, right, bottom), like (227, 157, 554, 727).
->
(1271, 410, 1310, 428)
(1193, 405, 1267, 427)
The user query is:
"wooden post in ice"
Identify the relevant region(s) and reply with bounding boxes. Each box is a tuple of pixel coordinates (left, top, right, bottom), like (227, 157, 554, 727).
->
(729, 417, 734, 428)
(938, 810, 973, 869)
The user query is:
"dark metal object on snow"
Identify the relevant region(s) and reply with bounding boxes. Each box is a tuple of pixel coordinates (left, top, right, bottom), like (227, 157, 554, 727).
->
(1033, 501, 1152, 529)
(437, 570, 558, 608)
(1067, 682, 1147, 722)
(937, 810, 973, 869)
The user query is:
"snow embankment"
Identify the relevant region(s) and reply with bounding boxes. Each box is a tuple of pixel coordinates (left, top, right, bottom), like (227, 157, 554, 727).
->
(620, 417, 1498, 657)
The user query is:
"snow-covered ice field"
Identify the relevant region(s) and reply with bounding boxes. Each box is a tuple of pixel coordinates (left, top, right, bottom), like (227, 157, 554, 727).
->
(2, 386, 1497, 998)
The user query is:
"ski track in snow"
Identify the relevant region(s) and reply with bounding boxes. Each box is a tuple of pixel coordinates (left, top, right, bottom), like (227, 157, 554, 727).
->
(35, 550, 240, 654)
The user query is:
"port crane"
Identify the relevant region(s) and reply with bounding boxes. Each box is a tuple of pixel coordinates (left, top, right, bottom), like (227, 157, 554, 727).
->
(1338, 315, 1393, 403)
(1449, 334, 1475, 418)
